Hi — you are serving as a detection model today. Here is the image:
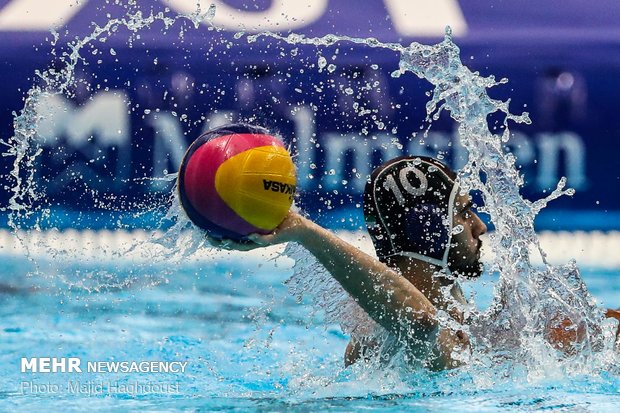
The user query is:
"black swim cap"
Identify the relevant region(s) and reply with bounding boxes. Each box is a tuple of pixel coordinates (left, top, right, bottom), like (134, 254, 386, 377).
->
(363, 156, 459, 269)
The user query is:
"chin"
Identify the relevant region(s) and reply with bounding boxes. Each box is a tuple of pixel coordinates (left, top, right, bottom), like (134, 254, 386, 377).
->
(449, 260, 484, 279)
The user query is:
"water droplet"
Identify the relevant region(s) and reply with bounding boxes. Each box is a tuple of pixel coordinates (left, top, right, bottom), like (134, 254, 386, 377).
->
(206, 3, 217, 20)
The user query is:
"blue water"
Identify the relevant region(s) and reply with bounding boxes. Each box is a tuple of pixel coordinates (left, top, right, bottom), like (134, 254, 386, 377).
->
(1, 252, 619, 411)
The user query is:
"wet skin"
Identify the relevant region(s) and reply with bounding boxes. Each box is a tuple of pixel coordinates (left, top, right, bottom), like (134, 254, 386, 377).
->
(207, 197, 620, 365)
(448, 194, 487, 278)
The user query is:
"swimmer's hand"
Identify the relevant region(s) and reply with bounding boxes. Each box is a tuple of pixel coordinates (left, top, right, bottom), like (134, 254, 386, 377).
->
(605, 308, 620, 321)
(605, 308, 620, 346)
(248, 211, 306, 246)
(206, 211, 306, 251)
(204, 234, 259, 251)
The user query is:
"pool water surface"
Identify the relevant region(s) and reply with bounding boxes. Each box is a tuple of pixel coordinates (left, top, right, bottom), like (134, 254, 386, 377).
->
(1, 251, 619, 412)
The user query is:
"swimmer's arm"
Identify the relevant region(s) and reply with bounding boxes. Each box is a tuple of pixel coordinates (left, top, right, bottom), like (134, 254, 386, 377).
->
(211, 211, 468, 368)
(252, 213, 439, 340)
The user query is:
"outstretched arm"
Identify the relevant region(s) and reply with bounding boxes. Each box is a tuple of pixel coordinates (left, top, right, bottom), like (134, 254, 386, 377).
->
(258, 213, 438, 335)
(211, 211, 467, 367)
(257, 212, 470, 360)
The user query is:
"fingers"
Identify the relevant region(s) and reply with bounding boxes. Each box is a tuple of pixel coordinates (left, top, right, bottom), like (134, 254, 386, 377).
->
(247, 233, 274, 246)
(205, 234, 257, 251)
(203, 209, 304, 250)
(205, 234, 230, 249)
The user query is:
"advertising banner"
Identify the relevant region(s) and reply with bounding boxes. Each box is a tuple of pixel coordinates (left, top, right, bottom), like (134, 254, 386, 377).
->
(1, 0, 619, 230)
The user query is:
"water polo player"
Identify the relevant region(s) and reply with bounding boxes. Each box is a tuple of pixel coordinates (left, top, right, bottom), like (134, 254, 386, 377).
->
(208, 154, 486, 369)
(187, 129, 618, 368)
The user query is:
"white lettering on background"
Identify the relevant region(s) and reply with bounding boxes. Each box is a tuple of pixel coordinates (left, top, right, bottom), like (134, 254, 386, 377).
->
(0, 0, 466, 37)
(323, 132, 402, 193)
(165, 0, 328, 33)
(36, 92, 130, 149)
(383, 0, 467, 36)
(537, 132, 587, 190)
(0, 0, 87, 30)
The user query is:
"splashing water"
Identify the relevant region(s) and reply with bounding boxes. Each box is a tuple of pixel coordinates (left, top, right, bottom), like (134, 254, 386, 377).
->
(243, 28, 615, 376)
(0, 3, 220, 290)
(1, 1, 617, 395)
(2, 3, 214, 233)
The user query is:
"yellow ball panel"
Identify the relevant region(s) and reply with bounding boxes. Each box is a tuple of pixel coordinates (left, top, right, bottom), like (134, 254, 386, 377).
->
(215, 145, 296, 231)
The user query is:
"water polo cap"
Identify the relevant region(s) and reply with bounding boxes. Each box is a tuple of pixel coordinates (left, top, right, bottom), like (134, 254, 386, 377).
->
(363, 156, 459, 269)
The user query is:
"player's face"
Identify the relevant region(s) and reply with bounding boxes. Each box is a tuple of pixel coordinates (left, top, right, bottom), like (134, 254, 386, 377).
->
(447, 194, 487, 278)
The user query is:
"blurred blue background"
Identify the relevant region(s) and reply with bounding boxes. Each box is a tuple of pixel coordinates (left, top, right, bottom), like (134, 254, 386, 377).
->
(1, 0, 618, 231)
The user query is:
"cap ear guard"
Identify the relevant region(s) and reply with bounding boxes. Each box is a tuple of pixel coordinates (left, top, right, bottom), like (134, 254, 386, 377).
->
(363, 198, 395, 259)
(403, 202, 451, 261)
